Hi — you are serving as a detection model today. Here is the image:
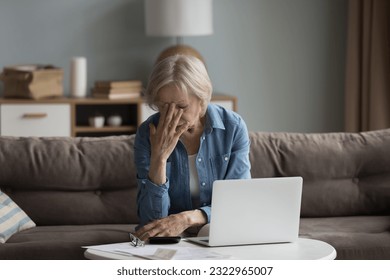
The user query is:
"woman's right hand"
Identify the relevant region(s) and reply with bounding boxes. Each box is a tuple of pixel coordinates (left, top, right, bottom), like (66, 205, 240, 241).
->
(148, 103, 189, 185)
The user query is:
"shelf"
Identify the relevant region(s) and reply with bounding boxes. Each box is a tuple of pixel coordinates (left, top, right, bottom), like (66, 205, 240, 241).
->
(68, 97, 142, 105)
(74, 102, 138, 137)
(0, 94, 237, 137)
(74, 125, 137, 133)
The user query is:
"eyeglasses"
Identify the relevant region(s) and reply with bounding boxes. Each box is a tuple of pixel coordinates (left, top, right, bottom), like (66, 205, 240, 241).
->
(129, 233, 145, 247)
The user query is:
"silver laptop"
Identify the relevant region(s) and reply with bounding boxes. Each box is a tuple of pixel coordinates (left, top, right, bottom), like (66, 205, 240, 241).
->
(187, 177, 303, 247)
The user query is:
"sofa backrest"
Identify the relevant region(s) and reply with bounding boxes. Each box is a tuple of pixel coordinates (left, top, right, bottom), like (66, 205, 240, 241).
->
(0, 135, 138, 225)
(249, 129, 390, 217)
(2, 129, 390, 226)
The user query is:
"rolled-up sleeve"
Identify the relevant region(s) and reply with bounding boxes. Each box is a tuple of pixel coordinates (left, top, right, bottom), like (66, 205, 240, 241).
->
(134, 121, 171, 227)
(136, 177, 170, 226)
(199, 205, 212, 223)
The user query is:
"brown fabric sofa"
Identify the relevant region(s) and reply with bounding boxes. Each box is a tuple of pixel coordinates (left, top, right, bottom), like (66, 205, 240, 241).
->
(0, 129, 389, 259)
(249, 129, 390, 259)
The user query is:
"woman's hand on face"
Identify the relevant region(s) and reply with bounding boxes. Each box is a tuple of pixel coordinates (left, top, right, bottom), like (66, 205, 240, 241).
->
(149, 103, 189, 163)
(147, 103, 189, 185)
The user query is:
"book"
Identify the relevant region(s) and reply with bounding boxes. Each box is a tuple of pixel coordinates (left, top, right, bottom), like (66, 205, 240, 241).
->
(2, 65, 63, 99)
(94, 80, 142, 89)
(92, 92, 141, 100)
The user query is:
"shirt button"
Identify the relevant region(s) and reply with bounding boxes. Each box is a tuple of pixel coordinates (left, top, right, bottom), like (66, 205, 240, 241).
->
(198, 158, 202, 162)
(201, 182, 206, 186)
(224, 156, 229, 161)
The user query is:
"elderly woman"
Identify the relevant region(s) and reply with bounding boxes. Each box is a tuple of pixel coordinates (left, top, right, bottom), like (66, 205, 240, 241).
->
(134, 55, 251, 240)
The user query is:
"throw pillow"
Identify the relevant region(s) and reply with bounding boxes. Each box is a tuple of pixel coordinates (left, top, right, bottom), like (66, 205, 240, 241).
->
(0, 190, 36, 243)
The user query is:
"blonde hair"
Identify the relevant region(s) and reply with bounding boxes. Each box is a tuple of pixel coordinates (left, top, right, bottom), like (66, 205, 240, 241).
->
(144, 55, 213, 115)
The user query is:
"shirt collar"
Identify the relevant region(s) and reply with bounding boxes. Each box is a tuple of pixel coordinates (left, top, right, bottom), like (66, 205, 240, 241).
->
(204, 104, 225, 134)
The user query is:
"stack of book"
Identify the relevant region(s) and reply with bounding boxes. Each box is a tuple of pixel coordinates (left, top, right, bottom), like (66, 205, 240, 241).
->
(1, 64, 63, 99)
(91, 80, 142, 100)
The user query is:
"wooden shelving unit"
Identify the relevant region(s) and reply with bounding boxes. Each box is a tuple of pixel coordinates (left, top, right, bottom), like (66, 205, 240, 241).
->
(69, 97, 141, 137)
(0, 94, 237, 137)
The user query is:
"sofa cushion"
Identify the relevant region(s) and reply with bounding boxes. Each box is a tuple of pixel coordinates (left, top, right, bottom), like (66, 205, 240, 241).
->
(1, 224, 136, 259)
(0, 135, 138, 226)
(300, 216, 390, 259)
(0, 191, 35, 243)
(249, 129, 390, 217)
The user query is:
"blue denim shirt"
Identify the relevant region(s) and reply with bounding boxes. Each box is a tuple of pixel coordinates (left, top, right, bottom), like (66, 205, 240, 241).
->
(134, 104, 251, 227)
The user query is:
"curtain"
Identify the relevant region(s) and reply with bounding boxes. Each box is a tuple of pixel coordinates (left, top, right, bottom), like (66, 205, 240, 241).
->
(345, 0, 390, 132)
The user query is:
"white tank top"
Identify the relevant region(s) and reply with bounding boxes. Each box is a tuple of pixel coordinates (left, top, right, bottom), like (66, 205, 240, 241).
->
(188, 154, 200, 199)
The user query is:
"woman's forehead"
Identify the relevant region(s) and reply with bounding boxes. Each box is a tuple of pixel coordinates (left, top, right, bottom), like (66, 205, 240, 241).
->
(157, 85, 189, 104)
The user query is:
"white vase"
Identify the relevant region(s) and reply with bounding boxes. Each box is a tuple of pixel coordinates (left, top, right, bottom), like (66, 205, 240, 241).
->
(89, 116, 105, 128)
(70, 57, 87, 98)
(107, 115, 122, 127)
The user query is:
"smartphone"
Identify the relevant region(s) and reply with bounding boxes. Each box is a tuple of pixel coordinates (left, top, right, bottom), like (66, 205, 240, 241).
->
(148, 236, 181, 244)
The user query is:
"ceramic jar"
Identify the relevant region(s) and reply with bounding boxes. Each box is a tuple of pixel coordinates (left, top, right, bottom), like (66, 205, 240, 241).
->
(89, 116, 105, 128)
(107, 115, 122, 127)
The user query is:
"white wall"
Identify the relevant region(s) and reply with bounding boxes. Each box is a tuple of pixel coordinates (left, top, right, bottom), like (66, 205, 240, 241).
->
(0, 0, 347, 132)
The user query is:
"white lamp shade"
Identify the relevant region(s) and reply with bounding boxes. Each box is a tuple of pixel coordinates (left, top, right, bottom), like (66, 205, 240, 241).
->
(145, 0, 213, 37)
